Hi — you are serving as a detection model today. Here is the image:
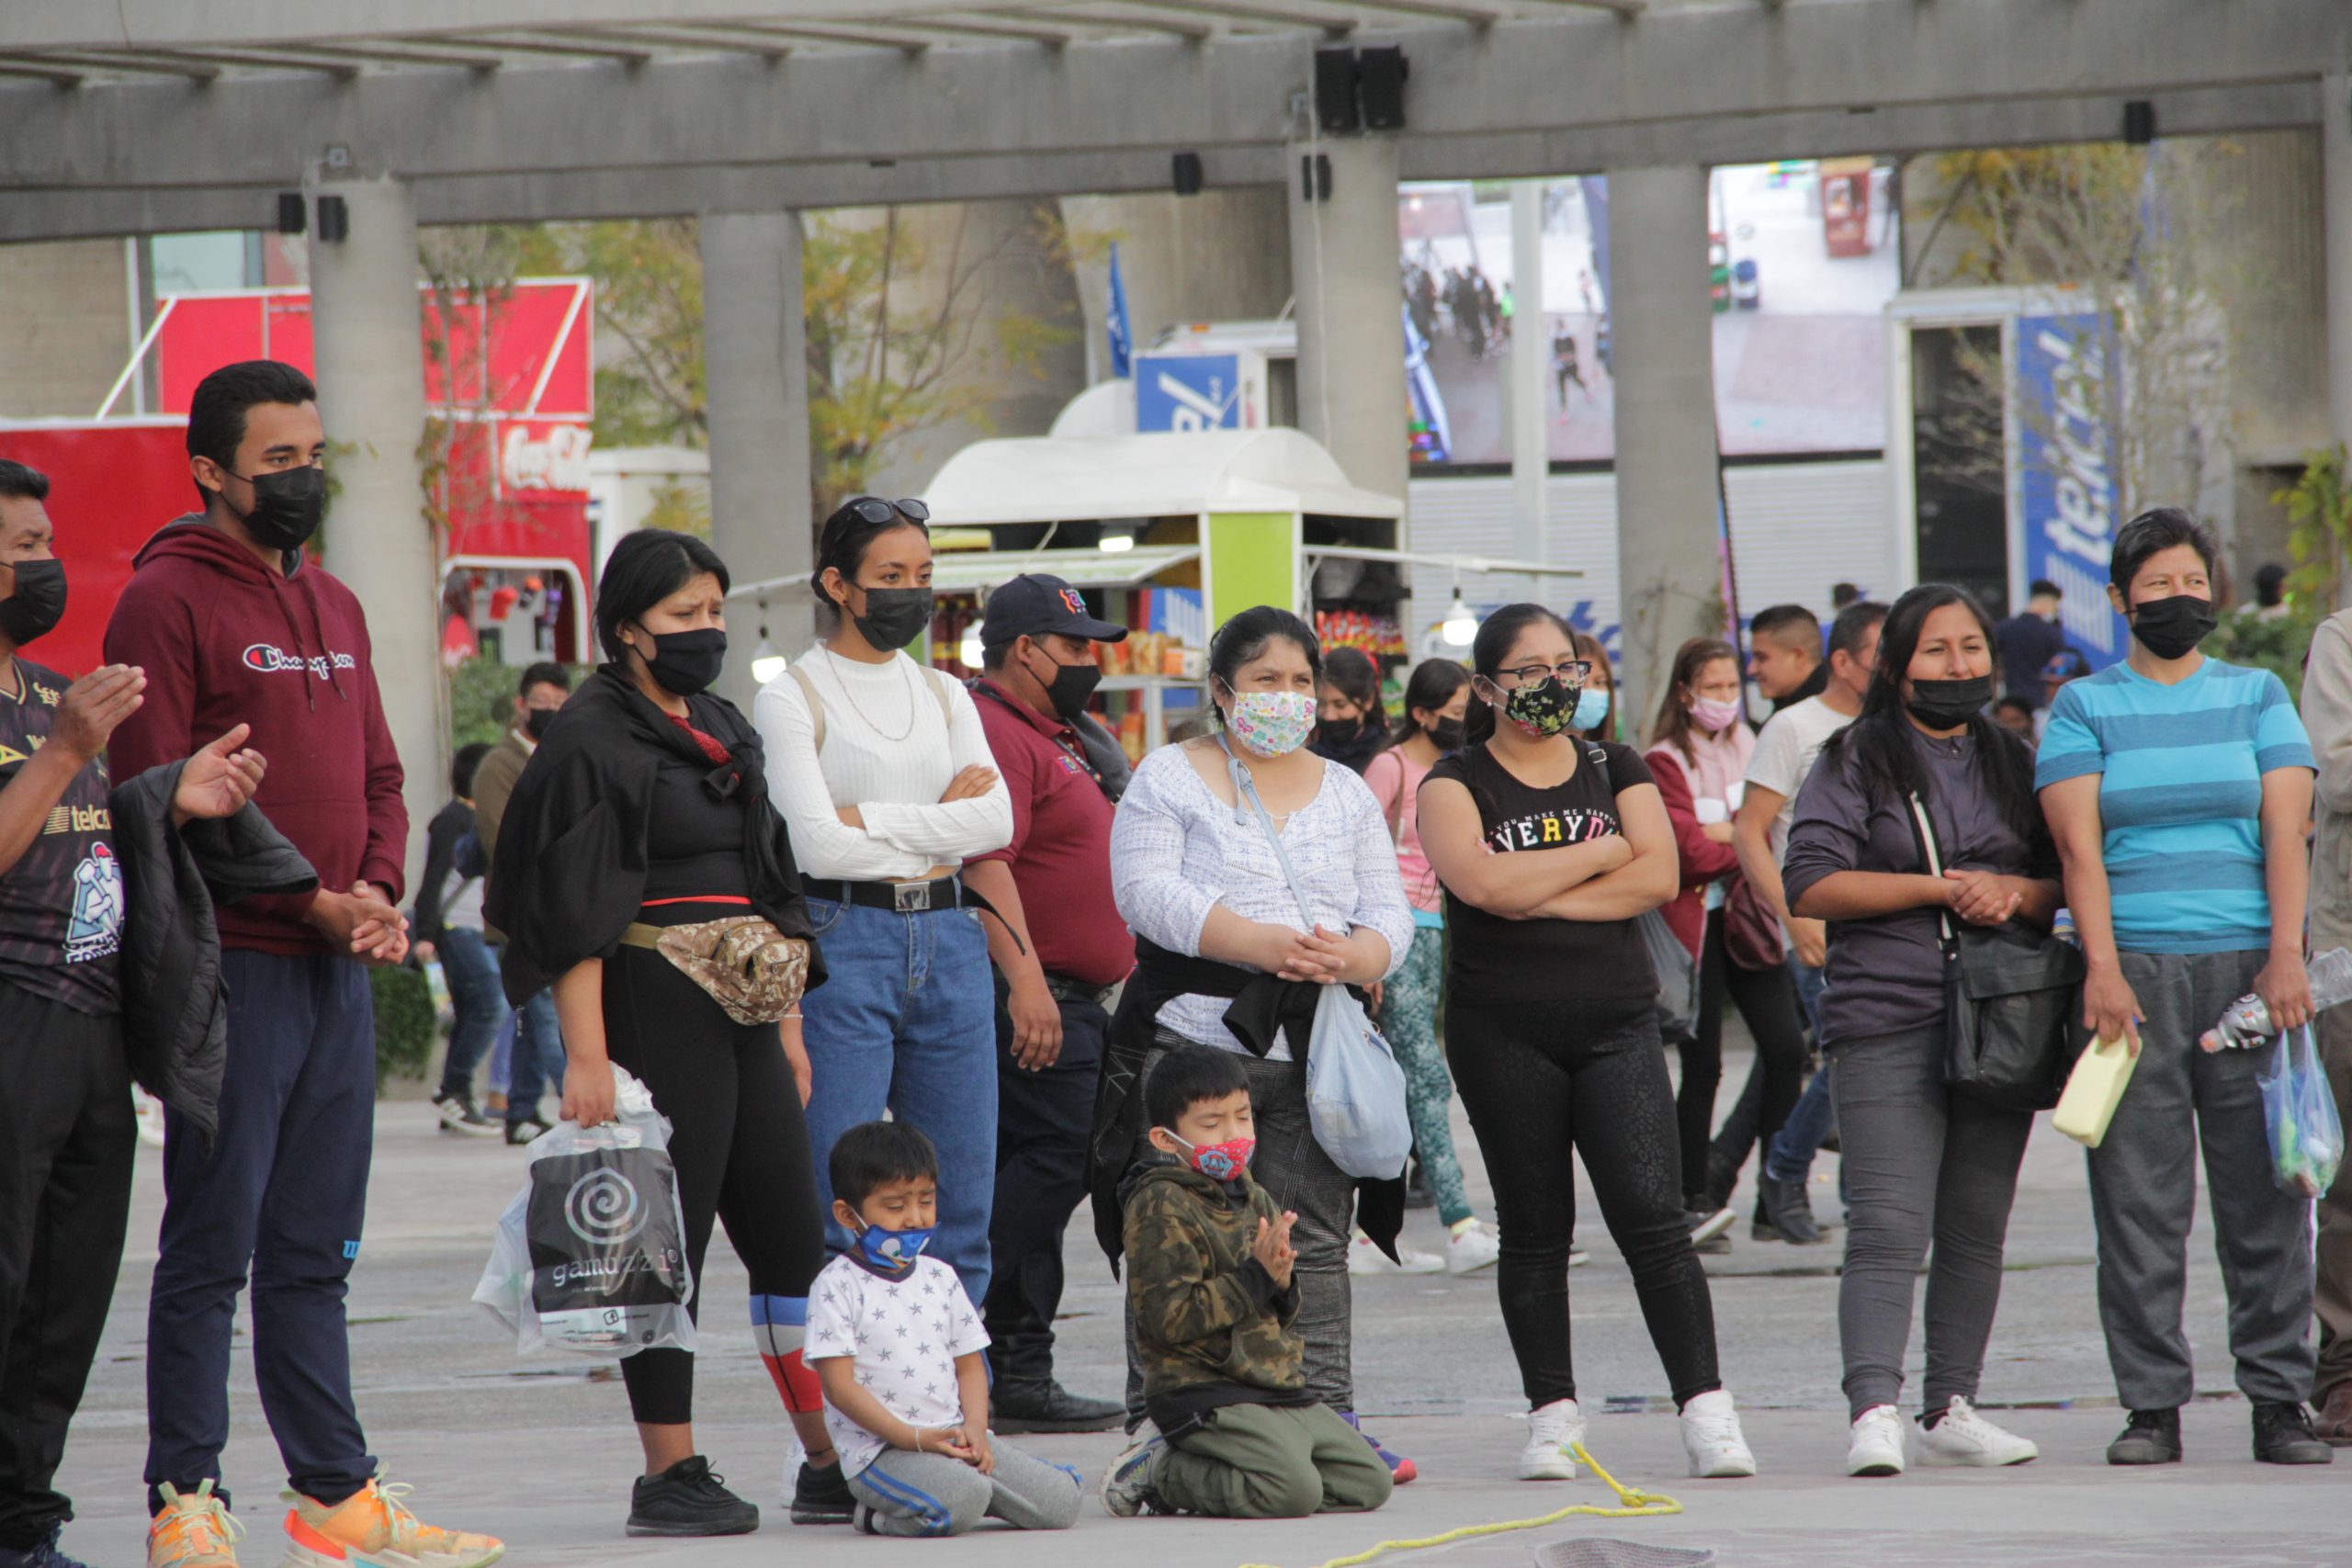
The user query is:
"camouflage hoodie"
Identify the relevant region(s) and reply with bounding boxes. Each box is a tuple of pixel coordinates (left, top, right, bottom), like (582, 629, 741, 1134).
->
(1122, 1154, 1309, 1425)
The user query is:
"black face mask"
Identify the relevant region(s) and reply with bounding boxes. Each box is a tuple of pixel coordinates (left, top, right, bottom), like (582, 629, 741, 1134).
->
(228, 465, 326, 552)
(634, 626, 726, 698)
(523, 707, 559, 741)
(2129, 593, 2218, 660)
(0, 558, 66, 647)
(1905, 674, 1995, 730)
(1430, 716, 1466, 751)
(844, 586, 934, 653)
(1023, 645, 1102, 720)
(1320, 716, 1363, 746)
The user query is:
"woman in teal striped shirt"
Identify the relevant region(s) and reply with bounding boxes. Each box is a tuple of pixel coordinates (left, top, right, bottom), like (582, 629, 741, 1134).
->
(2038, 507, 2332, 1469)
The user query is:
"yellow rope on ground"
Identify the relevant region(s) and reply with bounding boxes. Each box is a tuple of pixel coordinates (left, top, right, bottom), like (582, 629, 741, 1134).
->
(1235, 1443, 1682, 1568)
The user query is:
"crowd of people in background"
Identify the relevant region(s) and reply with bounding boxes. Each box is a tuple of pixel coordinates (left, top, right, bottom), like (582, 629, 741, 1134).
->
(0, 357, 2348, 1568)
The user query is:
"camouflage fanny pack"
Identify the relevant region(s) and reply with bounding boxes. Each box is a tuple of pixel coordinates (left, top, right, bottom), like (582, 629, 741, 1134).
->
(619, 916, 812, 1026)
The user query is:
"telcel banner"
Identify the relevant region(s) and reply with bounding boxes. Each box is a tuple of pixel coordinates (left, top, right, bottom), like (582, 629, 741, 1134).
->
(2013, 312, 2131, 669)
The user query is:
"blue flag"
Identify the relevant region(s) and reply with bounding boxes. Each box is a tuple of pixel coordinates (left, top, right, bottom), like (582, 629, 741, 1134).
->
(1106, 242, 1134, 379)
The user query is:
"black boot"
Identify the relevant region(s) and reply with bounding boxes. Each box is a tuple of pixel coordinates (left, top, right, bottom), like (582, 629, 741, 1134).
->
(2106, 1407, 2182, 1465)
(627, 1456, 760, 1537)
(789, 1458, 856, 1525)
(991, 1376, 1125, 1434)
(2252, 1402, 2335, 1465)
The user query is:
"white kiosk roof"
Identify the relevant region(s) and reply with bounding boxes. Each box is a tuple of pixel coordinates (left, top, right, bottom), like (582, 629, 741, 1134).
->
(922, 428, 1405, 528)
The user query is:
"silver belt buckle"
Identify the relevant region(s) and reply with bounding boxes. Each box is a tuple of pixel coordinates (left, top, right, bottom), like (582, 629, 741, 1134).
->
(893, 881, 928, 914)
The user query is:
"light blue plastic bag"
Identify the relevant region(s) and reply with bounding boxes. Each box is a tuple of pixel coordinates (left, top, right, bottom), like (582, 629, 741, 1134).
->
(1226, 746, 1413, 1181)
(2259, 1025, 2344, 1200)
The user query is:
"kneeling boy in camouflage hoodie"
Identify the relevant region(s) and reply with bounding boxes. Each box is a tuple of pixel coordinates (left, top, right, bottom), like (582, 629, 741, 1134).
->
(1099, 1045, 1394, 1519)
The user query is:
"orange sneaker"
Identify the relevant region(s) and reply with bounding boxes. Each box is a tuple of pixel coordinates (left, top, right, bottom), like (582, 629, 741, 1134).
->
(148, 1481, 243, 1568)
(281, 1476, 503, 1568)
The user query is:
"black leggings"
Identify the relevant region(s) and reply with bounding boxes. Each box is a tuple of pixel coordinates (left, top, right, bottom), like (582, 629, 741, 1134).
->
(1675, 907, 1808, 1204)
(601, 929, 826, 1427)
(1448, 994, 1723, 1410)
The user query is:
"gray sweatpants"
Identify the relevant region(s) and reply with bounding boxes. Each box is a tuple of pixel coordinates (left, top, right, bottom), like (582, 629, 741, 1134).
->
(1828, 1023, 2034, 1417)
(846, 1441, 1081, 1537)
(2089, 949, 2318, 1409)
(1124, 1034, 1359, 1421)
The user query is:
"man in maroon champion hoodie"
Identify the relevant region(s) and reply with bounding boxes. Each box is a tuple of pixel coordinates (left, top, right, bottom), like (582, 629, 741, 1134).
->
(105, 362, 502, 1568)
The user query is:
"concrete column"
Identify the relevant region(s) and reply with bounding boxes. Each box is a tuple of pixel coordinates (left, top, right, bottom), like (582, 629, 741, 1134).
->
(1608, 164, 1722, 723)
(307, 175, 440, 897)
(699, 210, 813, 710)
(1287, 134, 1408, 516)
(1509, 180, 1548, 569)
(2327, 74, 2352, 484)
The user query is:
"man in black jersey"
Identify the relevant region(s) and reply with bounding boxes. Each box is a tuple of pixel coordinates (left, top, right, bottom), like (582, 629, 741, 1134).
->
(0, 458, 266, 1568)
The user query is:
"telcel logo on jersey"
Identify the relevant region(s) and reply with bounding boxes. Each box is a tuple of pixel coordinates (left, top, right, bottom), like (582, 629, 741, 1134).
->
(242, 643, 357, 677)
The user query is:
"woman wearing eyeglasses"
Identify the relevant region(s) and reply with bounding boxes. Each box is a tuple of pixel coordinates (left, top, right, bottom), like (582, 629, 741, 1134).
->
(752, 496, 1014, 1325)
(1418, 604, 1755, 1484)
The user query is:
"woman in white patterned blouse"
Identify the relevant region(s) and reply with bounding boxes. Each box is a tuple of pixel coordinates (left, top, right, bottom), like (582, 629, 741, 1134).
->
(1106, 605, 1419, 1480)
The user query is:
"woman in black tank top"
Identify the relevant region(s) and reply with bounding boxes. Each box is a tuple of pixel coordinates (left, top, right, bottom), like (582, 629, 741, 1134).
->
(1417, 604, 1756, 1484)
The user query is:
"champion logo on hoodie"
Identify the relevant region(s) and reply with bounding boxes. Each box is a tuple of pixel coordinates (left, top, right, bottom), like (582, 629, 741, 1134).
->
(242, 643, 357, 678)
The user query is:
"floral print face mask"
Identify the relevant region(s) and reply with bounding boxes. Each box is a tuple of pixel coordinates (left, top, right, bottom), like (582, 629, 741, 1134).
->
(1224, 689, 1317, 757)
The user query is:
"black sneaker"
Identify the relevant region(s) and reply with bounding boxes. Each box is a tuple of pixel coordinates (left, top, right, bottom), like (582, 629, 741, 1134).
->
(789, 1459, 855, 1525)
(504, 1116, 553, 1146)
(2252, 1401, 2335, 1465)
(0, 1523, 93, 1568)
(2106, 1407, 2182, 1465)
(433, 1093, 500, 1136)
(1686, 1206, 1735, 1255)
(627, 1456, 761, 1537)
(1756, 1175, 1824, 1245)
(992, 1377, 1125, 1434)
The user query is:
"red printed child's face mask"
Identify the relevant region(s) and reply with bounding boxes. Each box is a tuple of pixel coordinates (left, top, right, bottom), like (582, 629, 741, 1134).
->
(1175, 1134, 1256, 1181)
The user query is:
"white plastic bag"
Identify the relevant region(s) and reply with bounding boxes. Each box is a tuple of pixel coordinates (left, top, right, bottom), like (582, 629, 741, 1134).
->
(472, 1065, 697, 1358)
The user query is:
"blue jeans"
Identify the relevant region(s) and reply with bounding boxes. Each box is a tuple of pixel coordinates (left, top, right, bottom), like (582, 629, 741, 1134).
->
(799, 897, 998, 1308)
(501, 985, 562, 1126)
(487, 1014, 515, 1095)
(1765, 957, 1840, 1190)
(435, 926, 503, 1100)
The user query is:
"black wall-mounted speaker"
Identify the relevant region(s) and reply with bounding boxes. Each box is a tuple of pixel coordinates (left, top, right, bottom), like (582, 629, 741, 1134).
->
(277, 193, 307, 235)
(1172, 151, 1204, 196)
(2122, 99, 2155, 144)
(316, 194, 349, 243)
(1358, 46, 1408, 130)
(1314, 47, 1360, 133)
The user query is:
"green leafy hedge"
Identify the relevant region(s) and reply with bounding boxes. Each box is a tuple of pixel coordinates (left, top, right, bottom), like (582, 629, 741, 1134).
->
(371, 964, 437, 1094)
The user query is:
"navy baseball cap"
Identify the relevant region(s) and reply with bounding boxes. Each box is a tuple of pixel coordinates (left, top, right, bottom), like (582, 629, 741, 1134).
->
(979, 573, 1128, 649)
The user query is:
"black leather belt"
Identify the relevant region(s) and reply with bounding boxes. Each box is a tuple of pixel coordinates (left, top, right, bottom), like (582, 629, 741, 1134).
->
(807, 875, 968, 915)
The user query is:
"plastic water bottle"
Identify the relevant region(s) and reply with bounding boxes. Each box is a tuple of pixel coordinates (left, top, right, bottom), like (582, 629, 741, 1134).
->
(2200, 947, 2352, 1051)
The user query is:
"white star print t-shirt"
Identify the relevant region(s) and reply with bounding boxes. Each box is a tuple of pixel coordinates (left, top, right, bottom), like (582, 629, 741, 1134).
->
(803, 1253, 990, 1478)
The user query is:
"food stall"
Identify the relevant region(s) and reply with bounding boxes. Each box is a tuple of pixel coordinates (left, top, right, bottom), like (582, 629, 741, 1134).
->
(915, 426, 1579, 758)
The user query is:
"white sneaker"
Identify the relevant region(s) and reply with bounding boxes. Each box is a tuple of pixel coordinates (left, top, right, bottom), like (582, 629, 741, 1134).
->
(1680, 1389, 1757, 1478)
(1100, 1419, 1164, 1517)
(1847, 1404, 1908, 1477)
(1568, 1246, 1591, 1268)
(1348, 1231, 1444, 1276)
(1520, 1398, 1586, 1480)
(1445, 1217, 1500, 1275)
(1918, 1396, 2038, 1467)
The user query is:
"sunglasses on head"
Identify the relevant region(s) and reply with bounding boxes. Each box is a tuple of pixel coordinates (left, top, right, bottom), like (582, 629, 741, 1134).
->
(840, 496, 931, 526)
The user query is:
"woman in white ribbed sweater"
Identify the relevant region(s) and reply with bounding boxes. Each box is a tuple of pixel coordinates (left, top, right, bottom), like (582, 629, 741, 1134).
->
(752, 497, 1013, 1311)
